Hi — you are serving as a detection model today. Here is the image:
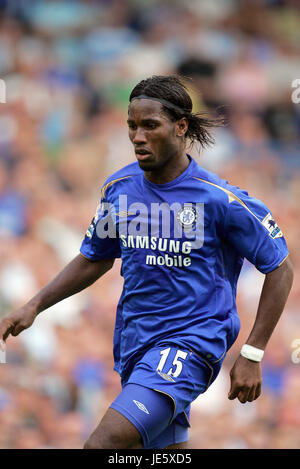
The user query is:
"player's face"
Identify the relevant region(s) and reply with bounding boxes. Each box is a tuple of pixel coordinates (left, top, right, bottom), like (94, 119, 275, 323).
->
(127, 99, 186, 172)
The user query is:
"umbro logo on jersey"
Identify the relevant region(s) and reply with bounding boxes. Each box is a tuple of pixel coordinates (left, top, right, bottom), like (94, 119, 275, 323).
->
(133, 400, 150, 414)
(116, 211, 135, 217)
(157, 370, 175, 382)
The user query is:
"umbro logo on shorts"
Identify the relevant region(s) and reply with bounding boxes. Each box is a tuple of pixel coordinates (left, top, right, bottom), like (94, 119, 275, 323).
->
(133, 400, 150, 414)
(157, 370, 175, 382)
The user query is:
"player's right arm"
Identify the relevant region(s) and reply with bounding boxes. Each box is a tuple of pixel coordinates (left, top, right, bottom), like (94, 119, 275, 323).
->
(0, 254, 115, 345)
(0, 175, 123, 347)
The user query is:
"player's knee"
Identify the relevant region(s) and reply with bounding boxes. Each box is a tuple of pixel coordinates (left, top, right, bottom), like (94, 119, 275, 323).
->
(83, 436, 99, 449)
(84, 431, 116, 449)
(84, 429, 142, 449)
(84, 433, 111, 449)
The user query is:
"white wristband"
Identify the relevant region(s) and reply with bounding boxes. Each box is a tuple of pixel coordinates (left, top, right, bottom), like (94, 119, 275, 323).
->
(240, 344, 264, 362)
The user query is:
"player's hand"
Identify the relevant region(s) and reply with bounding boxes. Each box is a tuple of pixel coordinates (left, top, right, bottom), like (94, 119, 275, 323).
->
(0, 305, 38, 347)
(228, 355, 262, 404)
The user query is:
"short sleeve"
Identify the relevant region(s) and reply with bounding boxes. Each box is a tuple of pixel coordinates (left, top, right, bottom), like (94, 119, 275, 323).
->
(80, 195, 121, 261)
(223, 195, 289, 274)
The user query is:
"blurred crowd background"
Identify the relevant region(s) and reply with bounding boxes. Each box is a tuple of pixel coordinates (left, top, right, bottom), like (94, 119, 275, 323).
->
(0, 0, 299, 449)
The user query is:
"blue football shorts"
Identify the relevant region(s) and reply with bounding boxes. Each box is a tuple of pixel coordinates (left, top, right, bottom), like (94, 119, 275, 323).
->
(110, 344, 223, 449)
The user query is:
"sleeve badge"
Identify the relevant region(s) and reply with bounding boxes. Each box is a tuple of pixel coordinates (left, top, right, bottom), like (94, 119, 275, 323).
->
(262, 213, 283, 239)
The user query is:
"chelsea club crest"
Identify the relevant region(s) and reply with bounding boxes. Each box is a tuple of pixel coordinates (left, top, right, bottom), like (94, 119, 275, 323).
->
(176, 205, 198, 229)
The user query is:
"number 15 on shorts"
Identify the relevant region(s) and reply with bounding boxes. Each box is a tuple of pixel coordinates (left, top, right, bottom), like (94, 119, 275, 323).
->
(156, 347, 188, 378)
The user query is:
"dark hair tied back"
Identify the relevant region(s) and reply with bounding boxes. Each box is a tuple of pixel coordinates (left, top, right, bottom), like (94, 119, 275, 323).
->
(130, 75, 224, 148)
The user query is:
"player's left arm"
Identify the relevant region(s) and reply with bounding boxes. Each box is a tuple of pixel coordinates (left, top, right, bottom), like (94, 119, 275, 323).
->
(222, 189, 294, 404)
(228, 256, 294, 403)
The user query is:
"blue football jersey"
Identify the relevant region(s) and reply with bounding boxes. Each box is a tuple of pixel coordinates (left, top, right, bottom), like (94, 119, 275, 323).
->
(80, 156, 289, 379)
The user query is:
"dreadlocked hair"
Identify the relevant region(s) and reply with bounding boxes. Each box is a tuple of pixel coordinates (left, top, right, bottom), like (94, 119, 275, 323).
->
(129, 75, 224, 149)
